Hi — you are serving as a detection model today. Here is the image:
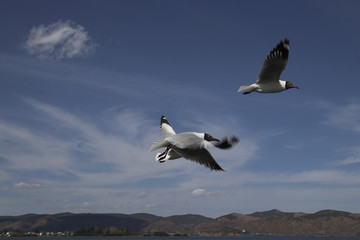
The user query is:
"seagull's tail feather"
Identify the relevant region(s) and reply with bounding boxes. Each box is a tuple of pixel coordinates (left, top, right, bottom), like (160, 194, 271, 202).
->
(149, 140, 168, 152)
(238, 85, 255, 93)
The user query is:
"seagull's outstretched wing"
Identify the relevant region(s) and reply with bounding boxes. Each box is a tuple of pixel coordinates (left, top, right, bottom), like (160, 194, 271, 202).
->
(149, 116, 176, 152)
(257, 39, 289, 83)
(160, 115, 176, 139)
(172, 147, 224, 171)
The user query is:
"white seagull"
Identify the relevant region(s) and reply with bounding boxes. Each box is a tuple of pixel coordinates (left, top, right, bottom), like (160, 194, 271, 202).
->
(149, 116, 239, 171)
(238, 39, 299, 94)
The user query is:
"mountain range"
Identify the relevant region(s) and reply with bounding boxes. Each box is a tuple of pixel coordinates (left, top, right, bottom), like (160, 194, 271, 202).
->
(1, 209, 360, 237)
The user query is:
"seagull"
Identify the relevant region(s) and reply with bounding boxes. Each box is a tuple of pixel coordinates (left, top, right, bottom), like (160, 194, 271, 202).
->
(149, 116, 239, 171)
(238, 39, 299, 94)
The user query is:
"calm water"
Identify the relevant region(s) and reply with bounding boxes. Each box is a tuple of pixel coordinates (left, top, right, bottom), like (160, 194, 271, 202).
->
(8, 236, 360, 240)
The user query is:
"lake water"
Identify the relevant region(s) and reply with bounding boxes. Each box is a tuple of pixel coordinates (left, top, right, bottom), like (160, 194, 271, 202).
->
(9, 236, 360, 240)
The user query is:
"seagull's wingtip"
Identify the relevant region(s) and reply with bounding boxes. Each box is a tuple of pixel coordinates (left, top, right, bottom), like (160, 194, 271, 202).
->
(213, 167, 225, 172)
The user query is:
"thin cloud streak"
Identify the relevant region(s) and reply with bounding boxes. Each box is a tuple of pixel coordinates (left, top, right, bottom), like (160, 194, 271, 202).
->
(2, 98, 198, 185)
(337, 157, 360, 166)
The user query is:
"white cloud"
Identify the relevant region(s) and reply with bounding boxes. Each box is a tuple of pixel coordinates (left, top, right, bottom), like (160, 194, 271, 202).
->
(23, 20, 96, 59)
(191, 188, 207, 197)
(191, 188, 223, 197)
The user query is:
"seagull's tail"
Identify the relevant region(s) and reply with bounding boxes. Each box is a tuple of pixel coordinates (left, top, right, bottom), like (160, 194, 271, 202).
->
(237, 85, 254, 93)
(149, 140, 168, 152)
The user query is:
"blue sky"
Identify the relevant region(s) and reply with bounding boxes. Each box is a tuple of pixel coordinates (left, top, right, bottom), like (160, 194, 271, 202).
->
(1, 0, 360, 218)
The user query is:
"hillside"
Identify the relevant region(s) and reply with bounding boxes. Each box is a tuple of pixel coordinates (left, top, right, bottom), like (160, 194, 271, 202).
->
(1, 209, 360, 237)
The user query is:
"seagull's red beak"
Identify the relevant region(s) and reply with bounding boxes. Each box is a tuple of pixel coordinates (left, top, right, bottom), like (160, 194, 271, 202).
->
(212, 137, 220, 142)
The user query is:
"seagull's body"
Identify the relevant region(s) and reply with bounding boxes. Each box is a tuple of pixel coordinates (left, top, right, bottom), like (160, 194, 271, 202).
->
(238, 39, 299, 94)
(149, 116, 238, 171)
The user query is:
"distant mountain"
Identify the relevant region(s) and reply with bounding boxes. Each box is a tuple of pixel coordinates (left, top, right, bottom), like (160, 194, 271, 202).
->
(248, 208, 305, 218)
(0, 209, 359, 237)
(0, 213, 148, 233)
(193, 209, 360, 237)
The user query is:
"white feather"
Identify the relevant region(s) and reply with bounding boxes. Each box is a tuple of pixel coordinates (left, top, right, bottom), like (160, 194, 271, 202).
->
(149, 139, 169, 152)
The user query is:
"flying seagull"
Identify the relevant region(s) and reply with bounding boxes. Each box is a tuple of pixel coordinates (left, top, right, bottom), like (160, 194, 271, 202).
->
(149, 116, 239, 171)
(238, 39, 299, 94)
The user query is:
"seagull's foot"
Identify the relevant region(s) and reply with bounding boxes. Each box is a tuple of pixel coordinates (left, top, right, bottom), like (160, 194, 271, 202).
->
(156, 146, 170, 163)
(156, 152, 166, 162)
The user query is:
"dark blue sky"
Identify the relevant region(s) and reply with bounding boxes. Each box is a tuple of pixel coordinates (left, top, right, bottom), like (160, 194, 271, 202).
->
(1, 0, 360, 217)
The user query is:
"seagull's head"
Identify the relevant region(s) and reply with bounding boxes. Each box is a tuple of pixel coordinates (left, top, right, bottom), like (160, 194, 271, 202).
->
(285, 81, 299, 90)
(204, 133, 219, 142)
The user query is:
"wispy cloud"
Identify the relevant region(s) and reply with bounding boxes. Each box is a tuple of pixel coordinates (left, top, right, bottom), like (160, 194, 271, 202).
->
(14, 182, 41, 191)
(321, 100, 360, 166)
(289, 170, 360, 185)
(23, 20, 96, 59)
(336, 157, 360, 166)
(1, 98, 187, 186)
(323, 99, 360, 132)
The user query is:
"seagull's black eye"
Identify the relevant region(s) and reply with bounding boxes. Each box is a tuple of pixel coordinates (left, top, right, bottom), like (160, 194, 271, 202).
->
(204, 133, 211, 141)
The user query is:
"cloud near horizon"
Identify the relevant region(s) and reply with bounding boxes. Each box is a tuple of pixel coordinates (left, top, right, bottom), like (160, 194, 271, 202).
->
(23, 20, 96, 59)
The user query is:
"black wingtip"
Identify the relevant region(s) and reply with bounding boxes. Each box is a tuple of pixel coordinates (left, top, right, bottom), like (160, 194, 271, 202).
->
(276, 39, 290, 49)
(209, 164, 225, 172)
(160, 115, 171, 126)
(214, 136, 239, 149)
(268, 39, 289, 61)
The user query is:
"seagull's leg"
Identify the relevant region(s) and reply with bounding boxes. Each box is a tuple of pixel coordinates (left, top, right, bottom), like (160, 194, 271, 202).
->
(157, 146, 170, 163)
